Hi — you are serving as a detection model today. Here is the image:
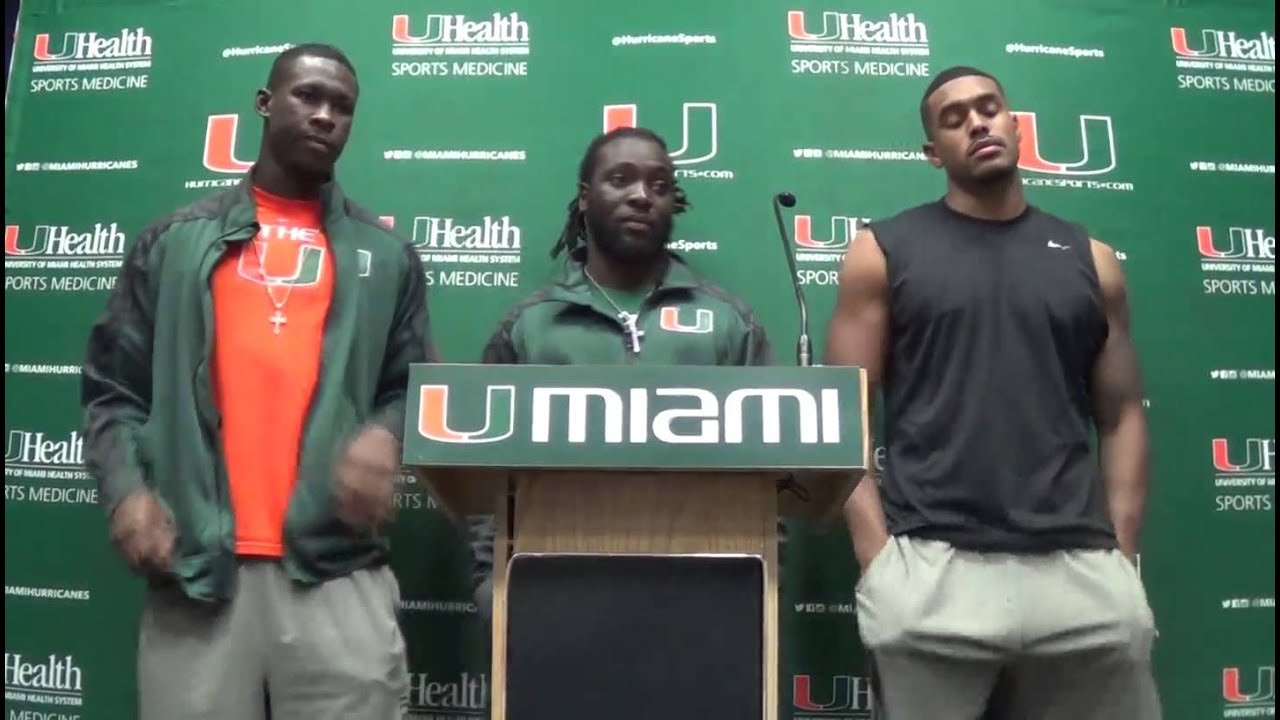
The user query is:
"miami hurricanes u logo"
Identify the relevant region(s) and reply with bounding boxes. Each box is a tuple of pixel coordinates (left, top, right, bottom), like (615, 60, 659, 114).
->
(794, 215, 855, 250)
(602, 102, 718, 165)
(1013, 112, 1116, 176)
(238, 243, 326, 287)
(659, 307, 714, 333)
(1170, 27, 1218, 58)
(1223, 666, 1276, 705)
(418, 385, 516, 444)
(203, 114, 254, 174)
(5, 226, 36, 255)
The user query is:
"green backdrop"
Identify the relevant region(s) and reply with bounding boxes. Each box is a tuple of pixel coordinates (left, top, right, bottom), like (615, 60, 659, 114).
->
(4, 0, 1274, 718)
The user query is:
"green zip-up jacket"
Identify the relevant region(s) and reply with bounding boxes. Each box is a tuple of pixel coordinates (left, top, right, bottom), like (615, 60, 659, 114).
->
(480, 249, 772, 366)
(80, 171, 435, 603)
(467, 249, 772, 617)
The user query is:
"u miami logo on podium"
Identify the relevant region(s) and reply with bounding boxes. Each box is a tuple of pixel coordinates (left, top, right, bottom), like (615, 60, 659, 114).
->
(404, 365, 868, 471)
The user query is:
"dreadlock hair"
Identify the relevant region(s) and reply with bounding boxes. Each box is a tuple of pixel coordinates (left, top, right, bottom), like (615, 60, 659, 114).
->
(550, 126, 691, 259)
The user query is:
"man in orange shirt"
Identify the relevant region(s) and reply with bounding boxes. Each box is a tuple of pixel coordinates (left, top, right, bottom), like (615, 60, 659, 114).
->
(81, 44, 432, 719)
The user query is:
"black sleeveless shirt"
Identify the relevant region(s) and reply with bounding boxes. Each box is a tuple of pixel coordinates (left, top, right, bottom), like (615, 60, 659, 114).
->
(870, 200, 1118, 552)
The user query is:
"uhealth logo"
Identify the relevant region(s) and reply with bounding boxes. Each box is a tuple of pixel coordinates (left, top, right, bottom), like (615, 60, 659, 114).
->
(5, 223, 124, 259)
(33, 28, 152, 68)
(1223, 666, 1275, 714)
(1213, 438, 1275, 476)
(794, 215, 864, 251)
(790, 214, 871, 286)
(786, 10, 931, 78)
(1172, 27, 1274, 67)
(786, 10, 929, 54)
(390, 12, 530, 78)
(1171, 26, 1274, 93)
(793, 674, 874, 714)
(1212, 438, 1275, 513)
(1198, 226, 1275, 268)
(602, 103, 734, 180)
(4, 223, 126, 292)
(29, 27, 152, 93)
(391, 12, 529, 54)
(382, 215, 524, 290)
(1199, 224, 1277, 297)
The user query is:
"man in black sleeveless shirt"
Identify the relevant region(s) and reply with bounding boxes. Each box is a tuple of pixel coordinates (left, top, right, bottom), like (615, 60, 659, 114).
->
(826, 66, 1161, 718)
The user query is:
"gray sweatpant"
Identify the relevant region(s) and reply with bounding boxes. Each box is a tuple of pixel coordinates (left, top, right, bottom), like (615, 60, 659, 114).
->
(138, 561, 409, 720)
(857, 535, 1162, 720)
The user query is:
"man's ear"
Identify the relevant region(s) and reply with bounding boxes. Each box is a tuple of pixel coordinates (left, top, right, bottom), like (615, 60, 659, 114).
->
(577, 181, 590, 214)
(254, 88, 271, 120)
(922, 141, 943, 170)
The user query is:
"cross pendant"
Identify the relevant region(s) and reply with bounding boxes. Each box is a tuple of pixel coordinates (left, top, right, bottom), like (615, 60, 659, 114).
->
(269, 310, 287, 335)
(618, 312, 644, 353)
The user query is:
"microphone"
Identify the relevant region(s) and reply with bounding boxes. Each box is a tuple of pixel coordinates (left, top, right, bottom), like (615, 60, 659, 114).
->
(771, 191, 813, 367)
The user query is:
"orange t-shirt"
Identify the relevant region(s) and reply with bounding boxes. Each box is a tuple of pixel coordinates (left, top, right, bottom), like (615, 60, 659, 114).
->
(211, 186, 334, 557)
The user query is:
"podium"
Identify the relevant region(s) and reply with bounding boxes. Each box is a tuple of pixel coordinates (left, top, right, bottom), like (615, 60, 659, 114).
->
(403, 364, 868, 720)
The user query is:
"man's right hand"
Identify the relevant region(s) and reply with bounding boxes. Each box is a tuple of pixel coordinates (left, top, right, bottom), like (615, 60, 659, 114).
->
(109, 491, 176, 576)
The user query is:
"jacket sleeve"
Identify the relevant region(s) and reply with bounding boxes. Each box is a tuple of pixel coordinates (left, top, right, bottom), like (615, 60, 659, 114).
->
(733, 312, 774, 367)
(80, 225, 159, 517)
(466, 309, 523, 625)
(368, 243, 438, 441)
(478, 316, 519, 365)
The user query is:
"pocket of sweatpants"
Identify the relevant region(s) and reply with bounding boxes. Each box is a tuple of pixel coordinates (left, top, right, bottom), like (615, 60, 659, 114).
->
(1115, 552, 1158, 647)
(855, 536, 895, 595)
(378, 565, 403, 621)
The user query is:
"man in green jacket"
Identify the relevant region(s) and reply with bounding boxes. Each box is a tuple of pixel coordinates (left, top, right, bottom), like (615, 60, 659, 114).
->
(80, 44, 430, 719)
(467, 126, 773, 622)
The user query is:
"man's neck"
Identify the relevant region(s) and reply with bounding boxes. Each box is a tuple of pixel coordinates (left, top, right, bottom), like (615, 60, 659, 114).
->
(583, 246, 667, 292)
(944, 173, 1026, 221)
(252, 146, 326, 201)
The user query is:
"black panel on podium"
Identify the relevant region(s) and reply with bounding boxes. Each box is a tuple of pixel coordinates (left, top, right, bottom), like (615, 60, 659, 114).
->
(505, 554, 764, 720)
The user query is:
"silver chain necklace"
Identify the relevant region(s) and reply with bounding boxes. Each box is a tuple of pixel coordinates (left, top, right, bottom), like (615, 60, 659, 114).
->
(584, 269, 652, 354)
(251, 238, 296, 336)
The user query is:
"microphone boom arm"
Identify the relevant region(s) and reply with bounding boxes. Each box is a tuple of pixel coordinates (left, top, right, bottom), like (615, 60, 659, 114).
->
(772, 192, 813, 367)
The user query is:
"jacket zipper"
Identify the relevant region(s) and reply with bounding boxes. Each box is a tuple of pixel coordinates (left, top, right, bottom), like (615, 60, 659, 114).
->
(195, 235, 234, 558)
(284, 215, 342, 566)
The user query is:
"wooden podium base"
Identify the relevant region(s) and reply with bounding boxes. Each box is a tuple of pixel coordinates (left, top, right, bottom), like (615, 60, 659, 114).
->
(490, 472, 780, 720)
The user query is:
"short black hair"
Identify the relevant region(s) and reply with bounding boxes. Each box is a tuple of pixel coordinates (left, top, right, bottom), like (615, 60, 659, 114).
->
(919, 65, 1004, 138)
(266, 43, 357, 89)
(550, 126, 691, 259)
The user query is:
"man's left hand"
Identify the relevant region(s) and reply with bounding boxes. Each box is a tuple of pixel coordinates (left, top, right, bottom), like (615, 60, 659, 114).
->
(334, 425, 401, 533)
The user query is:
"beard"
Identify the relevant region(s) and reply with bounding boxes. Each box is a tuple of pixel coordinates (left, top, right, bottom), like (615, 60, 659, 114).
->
(951, 154, 1019, 192)
(583, 208, 671, 265)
